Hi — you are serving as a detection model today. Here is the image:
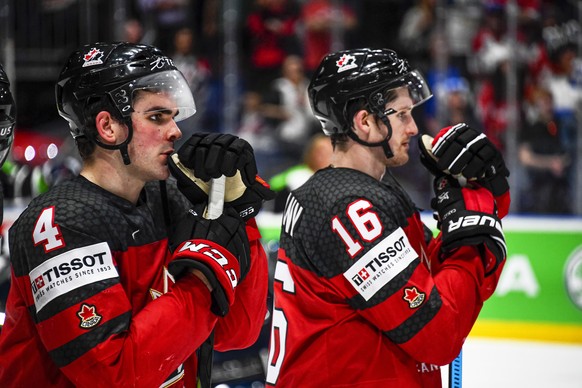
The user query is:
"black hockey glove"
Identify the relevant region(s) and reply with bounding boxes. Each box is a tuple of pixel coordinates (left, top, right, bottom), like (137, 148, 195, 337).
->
(176, 132, 257, 183)
(168, 206, 250, 316)
(168, 133, 275, 221)
(419, 123, 510, 217)
(432, 175, 506, 276)
(419, 123, 509, 195)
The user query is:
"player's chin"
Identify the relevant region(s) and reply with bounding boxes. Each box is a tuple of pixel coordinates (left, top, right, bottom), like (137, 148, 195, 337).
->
(155, 165, 171, 181)
(162, 167, 171, 180)
(389, 151, 410, 167)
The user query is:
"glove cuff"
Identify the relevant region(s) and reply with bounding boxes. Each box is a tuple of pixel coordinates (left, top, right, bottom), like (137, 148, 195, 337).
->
(169, 239, 240, 316)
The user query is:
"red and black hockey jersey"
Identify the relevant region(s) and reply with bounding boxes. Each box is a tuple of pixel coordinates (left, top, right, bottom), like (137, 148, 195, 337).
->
(0, 175, 268, 387)
(266, 167, 502, 387)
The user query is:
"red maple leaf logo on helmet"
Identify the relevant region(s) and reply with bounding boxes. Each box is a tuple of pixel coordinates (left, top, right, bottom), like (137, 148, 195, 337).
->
(83, 48, 100, 61)
(336, 54, 357, 73)
(82, 48, 104, 67)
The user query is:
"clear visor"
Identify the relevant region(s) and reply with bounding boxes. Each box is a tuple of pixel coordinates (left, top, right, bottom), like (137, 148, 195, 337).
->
(369, 69, 433, 113)
(125, 70, 196, 122)
(404, 69, 433, 107)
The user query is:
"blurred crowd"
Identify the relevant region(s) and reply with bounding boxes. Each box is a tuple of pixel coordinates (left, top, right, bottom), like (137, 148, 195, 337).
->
(5, 0, 582, 216)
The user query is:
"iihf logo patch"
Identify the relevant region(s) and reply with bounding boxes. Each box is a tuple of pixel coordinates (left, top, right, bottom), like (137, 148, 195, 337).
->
(336, 54, 357, 73)
(82, 48, 104, 67)
(77, 303, 102, 329)
(403, 287, 425, 308)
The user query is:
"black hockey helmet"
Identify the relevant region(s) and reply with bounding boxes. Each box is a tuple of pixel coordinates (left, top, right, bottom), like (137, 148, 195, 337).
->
(56, 42, 196, 163)
(0, 63, 15, 166)
(308, 48, 432, 136)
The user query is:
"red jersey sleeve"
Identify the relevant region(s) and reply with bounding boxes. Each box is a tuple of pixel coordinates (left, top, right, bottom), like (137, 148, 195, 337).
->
(214, 218, 269, 351)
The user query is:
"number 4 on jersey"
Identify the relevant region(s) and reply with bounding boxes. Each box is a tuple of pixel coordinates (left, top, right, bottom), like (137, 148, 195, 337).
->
(33, 206, 65, 253)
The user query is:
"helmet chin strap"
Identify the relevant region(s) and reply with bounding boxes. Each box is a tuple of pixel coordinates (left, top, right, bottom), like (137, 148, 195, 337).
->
(94, 118, 133, 165)
(347, 113, 394, 159)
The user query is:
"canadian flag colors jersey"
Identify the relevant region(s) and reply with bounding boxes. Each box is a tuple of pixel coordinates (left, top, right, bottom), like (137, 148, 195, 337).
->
(266, 167, 501, 387)
(0, 176, 268, 387)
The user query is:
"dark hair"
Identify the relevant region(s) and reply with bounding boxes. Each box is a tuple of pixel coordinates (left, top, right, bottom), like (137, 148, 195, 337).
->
(76, 95, 125, 160)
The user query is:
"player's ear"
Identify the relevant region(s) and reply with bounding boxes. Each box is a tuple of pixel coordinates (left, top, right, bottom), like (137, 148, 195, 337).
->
(353, 109, 372, 138)
(95, 111, 119, 144)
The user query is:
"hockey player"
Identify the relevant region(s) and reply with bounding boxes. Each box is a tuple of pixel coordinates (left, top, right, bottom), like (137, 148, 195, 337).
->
(0, 42, 271, 387)
(0, 63, 16, 311)
(266, 48, 510, 387)
(0, 64, 15, 224)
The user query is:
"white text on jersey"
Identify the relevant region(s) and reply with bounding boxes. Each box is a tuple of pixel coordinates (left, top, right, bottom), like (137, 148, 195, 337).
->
(282, 195, 303, 237)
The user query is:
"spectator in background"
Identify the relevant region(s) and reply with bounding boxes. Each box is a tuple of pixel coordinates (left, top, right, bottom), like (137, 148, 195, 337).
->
(470, 3, 515, 152)
(475, 56, 514, 152)
(540, 42, 582, 182)
(398, 0, 437, 75)
(268, 55, 320, 167)
(137, 0, 193, 53)
(268, 133, 332, 213)
(123, 18, 147, 44)
(470, 2, 523, 153)
(244, 0, 301, 93)
(518, 87, 571, 214)
(426, 74, 482, 136)
(236, 91, 284, 180)
(170, 27, 212, 144)
(470, 2, 511, 78)
(423, 30, 482, 135)
(439, 1, 482, 79)
(539, 8, 582, 195)
(300, 0, 357, 75)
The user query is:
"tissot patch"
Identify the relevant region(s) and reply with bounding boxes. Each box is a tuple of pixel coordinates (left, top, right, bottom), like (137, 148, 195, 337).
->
(29, 242, 118, 312)
(343, 228, 418, 301)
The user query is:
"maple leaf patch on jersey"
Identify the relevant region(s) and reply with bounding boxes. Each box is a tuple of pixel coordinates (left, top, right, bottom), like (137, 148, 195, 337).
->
(77, 303, 102, 329)
(403, 286, 425, 308)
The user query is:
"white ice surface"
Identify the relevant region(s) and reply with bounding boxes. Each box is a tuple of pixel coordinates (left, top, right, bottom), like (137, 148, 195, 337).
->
(441, 337, 582, 388)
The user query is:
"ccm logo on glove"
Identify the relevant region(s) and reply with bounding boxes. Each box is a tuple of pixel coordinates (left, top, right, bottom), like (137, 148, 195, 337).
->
(177, 241, 238, 288)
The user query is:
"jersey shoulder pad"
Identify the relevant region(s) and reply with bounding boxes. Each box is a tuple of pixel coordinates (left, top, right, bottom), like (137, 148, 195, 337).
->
(285, 169, 412, 277)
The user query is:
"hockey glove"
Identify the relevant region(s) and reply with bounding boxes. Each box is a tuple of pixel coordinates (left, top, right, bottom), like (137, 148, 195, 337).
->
(168, 206, 250, 316)
(176, 132, 257, 184)
(432, 175, 507, 276)
(419, 123, 510, 218)
(168, 133, 275, 221)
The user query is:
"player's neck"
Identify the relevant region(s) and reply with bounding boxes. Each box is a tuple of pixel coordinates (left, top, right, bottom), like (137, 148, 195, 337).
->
(80, 158, 144, 204)
(331, 146, 385, 181)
